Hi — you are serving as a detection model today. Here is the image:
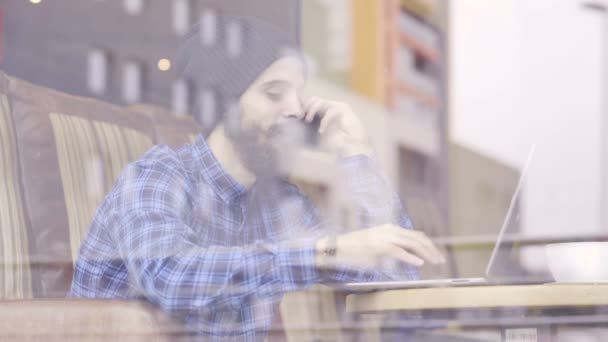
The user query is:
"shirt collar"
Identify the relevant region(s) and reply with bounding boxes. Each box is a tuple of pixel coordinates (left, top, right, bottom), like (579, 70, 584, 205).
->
(192, 134, 246, 203)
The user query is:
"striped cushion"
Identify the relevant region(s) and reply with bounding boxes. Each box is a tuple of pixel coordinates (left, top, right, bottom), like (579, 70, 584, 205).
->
(0, 93, 32, 299)
(49, 113, 153, 261)
(8, 74, 158, 296)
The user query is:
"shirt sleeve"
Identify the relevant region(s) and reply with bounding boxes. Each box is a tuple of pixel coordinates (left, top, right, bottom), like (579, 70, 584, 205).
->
(105, 147, 320, 316)
(338, 154, 413, 229)
(334, 154, 421, 281)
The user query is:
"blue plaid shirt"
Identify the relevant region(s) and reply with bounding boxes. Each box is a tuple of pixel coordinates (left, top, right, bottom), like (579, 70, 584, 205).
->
(70, 135, 419, 339)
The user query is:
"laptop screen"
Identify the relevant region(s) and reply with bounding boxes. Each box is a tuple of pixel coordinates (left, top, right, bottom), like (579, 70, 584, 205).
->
(484, 145, 551, 283)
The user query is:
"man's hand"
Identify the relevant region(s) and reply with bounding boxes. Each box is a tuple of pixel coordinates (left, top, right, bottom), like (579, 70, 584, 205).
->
(315, 224, 446, 271)
(303, 96, 373, 158)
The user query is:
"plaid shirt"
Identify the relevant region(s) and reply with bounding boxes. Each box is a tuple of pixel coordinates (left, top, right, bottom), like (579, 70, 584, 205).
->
(70, 135, 419, 340)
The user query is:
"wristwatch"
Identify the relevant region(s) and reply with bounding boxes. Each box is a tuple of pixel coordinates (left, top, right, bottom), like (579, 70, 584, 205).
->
(315, 235, 337, 270)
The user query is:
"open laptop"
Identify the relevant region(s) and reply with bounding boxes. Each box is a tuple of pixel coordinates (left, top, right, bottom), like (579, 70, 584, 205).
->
(342, 145, 536, 291)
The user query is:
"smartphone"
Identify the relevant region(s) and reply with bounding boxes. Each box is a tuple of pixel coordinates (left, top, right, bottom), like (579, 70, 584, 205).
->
(279, 111, 323, 146)
(306, 114, 323, 146)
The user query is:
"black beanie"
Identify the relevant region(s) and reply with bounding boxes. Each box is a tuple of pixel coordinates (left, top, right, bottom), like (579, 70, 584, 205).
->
(176, 15, 299, 100)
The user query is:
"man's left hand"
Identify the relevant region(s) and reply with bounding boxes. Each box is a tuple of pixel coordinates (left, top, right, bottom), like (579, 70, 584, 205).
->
(303, 96, 373, 158)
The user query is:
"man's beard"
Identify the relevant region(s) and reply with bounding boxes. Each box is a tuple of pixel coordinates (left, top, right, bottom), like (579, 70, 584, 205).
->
(226, 123, 283, 182)
(224, 109, 311, 183)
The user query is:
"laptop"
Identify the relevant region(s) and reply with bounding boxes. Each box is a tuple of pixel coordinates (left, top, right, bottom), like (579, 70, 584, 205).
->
(342, 145, 536, 291)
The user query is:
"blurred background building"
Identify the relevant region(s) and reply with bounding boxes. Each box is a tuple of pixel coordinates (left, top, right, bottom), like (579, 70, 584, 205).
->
(1, 0, 300, 130)
(301, 0, 450, 245)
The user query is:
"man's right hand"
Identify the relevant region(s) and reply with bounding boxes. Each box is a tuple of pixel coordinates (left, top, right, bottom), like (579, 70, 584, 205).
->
(315, 224, 445, 271)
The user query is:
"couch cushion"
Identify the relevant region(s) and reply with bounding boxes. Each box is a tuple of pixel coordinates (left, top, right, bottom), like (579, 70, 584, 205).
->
(128, 104, 202, 148)
(0, 71, 32, 299)
(49, 113, 154, 259)
(8, 75, 156, 297)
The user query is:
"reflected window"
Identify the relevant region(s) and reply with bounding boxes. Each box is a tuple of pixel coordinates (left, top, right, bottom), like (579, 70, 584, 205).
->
(172, 79, 191, 116)
(200, 9, 219, 47)
(173, 0, 191, 36)
(399, 146, 440, 200)
(398, 46, 414, 83)
(122, 60, 142, 104)
(225, 20, 243, 59)
(323, 0, 352, 71)
(123, 0, 145, 16)
(87, 49, 108, 95)
(198, 88, 217, 128)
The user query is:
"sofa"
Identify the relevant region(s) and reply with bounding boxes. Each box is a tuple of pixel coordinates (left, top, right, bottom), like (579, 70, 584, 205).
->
(0, 70, 202, 340)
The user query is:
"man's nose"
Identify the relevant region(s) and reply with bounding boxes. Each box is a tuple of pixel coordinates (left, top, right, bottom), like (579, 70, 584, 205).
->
(280, 97, 304, 119)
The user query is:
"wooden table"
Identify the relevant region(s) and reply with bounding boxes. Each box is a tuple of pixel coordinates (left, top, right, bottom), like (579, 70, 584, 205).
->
(345, 284, 608, 341)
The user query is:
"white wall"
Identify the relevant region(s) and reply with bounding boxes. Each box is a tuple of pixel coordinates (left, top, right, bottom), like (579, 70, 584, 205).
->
(451, 0, 605, 249)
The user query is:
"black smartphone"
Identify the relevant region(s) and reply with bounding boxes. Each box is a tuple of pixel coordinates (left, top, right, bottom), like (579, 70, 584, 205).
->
(306, 114, 323, 146)
(279, 112, 323, 146)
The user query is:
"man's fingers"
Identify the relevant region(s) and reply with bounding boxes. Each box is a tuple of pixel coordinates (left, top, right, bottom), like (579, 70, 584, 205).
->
(384, 244, 424, 267)
(405, 230, 445, 263)
(319, 108, 340, 134)
(391, 226, 445, 264)
(304, 98, 326, 122)
(389, 232, 443, 265)
(302, 98, 318, 122)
